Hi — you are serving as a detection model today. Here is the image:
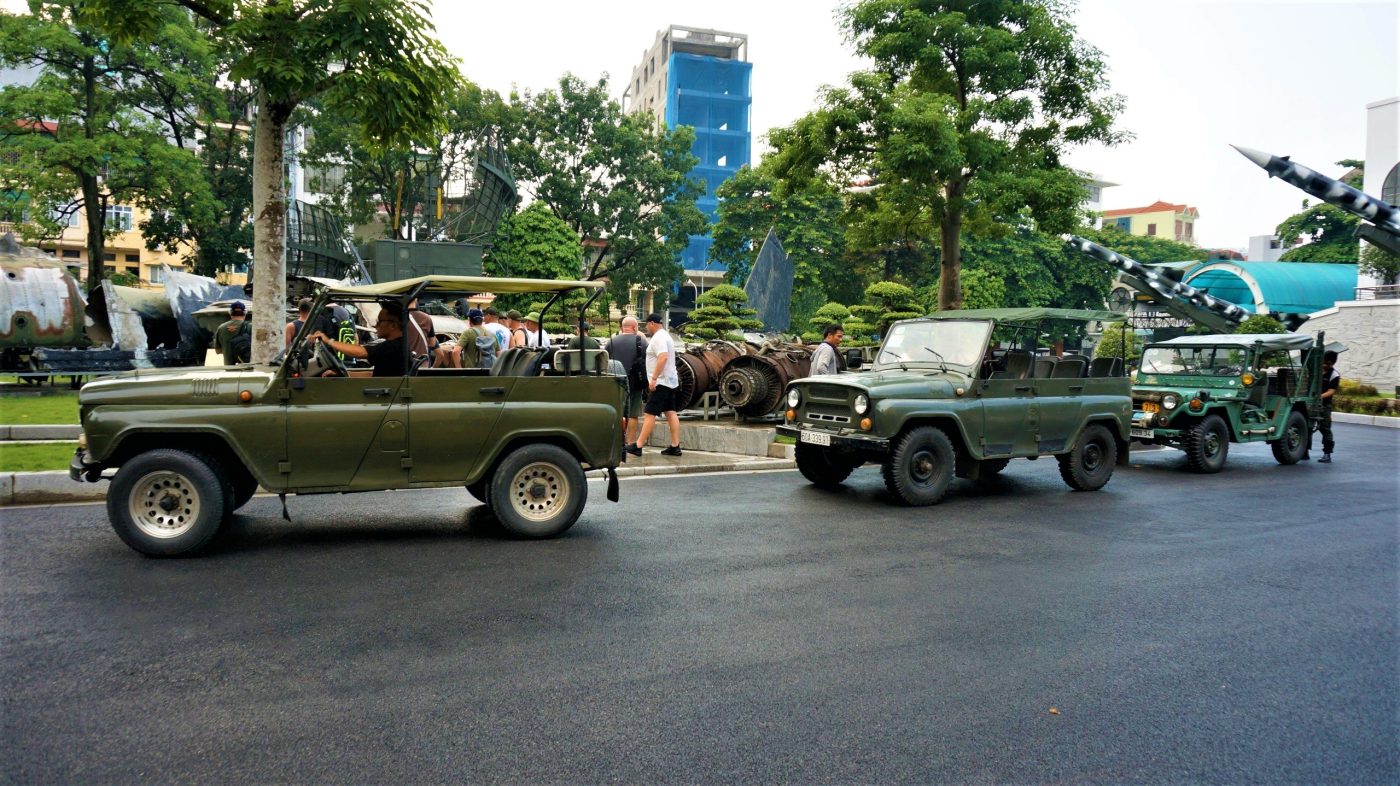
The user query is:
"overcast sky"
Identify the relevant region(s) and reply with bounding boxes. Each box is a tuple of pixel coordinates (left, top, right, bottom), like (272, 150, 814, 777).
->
(435, 0, 1398, 250)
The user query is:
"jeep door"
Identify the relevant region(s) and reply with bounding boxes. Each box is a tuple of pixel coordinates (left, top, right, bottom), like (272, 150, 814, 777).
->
(284, 375, 410, 489)
(403, 374, 514, 484)
(979, 377, 1038, 456)
(1031, 374, 1083, 453)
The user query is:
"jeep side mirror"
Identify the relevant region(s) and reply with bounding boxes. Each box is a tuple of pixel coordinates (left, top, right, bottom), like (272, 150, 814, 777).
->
(845, 348, 863, 370)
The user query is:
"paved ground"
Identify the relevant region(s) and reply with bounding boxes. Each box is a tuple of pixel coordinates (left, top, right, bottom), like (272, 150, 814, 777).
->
(1, 423, 1395, 784)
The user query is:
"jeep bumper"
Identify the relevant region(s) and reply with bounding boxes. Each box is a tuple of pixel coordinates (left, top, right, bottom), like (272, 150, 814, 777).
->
(777, 424, 890, 456)
(70, 448, 103, 483)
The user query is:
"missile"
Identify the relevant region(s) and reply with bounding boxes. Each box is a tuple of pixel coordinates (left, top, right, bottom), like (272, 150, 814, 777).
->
(1065, 236, 1246, 332)
(1232, 145, 1400, 254)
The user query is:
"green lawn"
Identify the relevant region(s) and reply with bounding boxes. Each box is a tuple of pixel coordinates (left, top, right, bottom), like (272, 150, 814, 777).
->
(0, 442, 78, 472)
(0, 393, 80, 425)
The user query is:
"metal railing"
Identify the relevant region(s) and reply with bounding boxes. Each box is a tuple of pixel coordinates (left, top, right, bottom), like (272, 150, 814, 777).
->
(0, 221, 19, 235)
(1353, 285, 1400, 300)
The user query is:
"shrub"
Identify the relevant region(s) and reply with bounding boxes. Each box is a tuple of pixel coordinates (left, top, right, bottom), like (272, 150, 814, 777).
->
(1235, 314, 1286, 334)
(1094, 324, 1143, 363)
(1339, 379, 1379, 397)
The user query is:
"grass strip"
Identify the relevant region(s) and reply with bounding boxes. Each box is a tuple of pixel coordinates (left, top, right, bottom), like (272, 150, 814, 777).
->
(0, 442, 78, 473)
(0, 394, 80, 425)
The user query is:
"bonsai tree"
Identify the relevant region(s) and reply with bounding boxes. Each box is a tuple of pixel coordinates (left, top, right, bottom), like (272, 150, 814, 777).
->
(803, 302, 852, 342)
(850, 281, 922, 337)
(683, 284, 762, 341)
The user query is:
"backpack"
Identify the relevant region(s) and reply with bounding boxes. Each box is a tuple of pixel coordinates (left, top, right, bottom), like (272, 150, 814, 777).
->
(229, 321, 252, 364)
(629, 335, 648, 393)
(473, 329, 497, 369)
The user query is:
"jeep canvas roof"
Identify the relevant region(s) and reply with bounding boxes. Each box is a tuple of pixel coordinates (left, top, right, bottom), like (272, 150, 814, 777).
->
(328, 275, 605, 297)
(1151, 333, 1317, 351)
(922, 307, 1126, 323)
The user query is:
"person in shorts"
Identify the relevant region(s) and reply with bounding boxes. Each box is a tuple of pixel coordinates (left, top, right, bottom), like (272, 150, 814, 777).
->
(629, 313, 682, 457)
(606, 316, 649, 448)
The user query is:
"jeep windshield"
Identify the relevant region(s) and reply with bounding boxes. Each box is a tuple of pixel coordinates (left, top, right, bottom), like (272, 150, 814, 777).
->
(875, 320, 990, 371)
(1140, 346, 1246, 376)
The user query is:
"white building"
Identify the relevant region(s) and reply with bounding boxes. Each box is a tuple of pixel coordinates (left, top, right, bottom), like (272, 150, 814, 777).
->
(1247, 234, 1285, 262)
(1083, 175, 1117, 226)
(1361, 96, 1399, 288)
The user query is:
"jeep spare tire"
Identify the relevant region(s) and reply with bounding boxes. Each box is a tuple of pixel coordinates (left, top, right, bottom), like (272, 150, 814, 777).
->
(107, 449, 227, 556)
(487, 444, 587, 538)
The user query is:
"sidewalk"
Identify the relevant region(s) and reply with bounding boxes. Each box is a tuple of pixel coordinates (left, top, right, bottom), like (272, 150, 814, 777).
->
(0, 449, 796, 507)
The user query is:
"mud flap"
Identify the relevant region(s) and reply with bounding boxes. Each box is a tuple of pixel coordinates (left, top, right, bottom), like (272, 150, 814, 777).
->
(606, 467, 619, 502)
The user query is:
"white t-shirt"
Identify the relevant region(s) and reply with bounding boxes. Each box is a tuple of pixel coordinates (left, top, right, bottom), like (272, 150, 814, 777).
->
(646, 328, 679, 389)
(523, 327, 551, 347)
(485, 322, 510, 349)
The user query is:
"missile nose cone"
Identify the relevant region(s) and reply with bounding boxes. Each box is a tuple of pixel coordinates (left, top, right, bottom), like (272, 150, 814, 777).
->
(1231, 144, 1274, 169)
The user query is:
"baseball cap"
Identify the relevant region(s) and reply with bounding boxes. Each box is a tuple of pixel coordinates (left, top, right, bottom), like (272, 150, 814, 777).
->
(645, 312, 663, 324)
(229, 301, 246, 314)
(505, 310, 522, 321)
(579, 321, 593, 332)
(466, 308, 484, 320)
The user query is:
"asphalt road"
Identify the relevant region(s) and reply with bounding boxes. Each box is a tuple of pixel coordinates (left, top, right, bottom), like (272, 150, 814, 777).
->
(2, 423, 1396, 784)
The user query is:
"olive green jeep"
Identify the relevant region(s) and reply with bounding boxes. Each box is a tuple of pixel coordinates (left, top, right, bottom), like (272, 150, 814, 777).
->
(71, 275, 625, 556)
(1130, 332, 1334, 472)
(777, 308, 1133, 506)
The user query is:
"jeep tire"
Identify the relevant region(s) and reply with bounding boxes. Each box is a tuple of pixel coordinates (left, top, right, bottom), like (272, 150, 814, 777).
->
(882, 426, 955, 506)
(1058, 423, 1117, 491)
(486, 444, 587, 538)
(1184, 414, 1230, 473)
(1270, 410, 1309, 465)
(107, 449, 227, 556)
(795, 444, 861, 487)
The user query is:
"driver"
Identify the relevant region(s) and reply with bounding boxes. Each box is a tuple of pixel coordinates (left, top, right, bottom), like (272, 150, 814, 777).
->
(310, 301, 407, 377)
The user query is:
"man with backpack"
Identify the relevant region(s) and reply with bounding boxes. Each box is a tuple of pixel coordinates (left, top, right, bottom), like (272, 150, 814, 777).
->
(605, 316, 649, 450)
(214, 301, 252, 365)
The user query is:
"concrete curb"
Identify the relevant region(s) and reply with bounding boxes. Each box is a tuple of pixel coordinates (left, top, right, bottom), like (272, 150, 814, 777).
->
(1333, 412, 1400, 428)
(2, 456, 798, 507)
(2, 425, 81, 441)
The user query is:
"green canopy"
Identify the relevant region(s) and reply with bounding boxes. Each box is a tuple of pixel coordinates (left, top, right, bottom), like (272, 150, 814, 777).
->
(328, 275, 604, 297)
(1152, 333, 1316, 351)
(921, 307, 1125, 323)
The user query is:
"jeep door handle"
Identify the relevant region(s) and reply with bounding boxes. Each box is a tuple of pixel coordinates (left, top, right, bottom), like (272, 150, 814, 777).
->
(363, 388, 391, 398)
(481, 387, 506, 395)
(1014, 385, 1033, 393)
(1069, 385, 1084, 392)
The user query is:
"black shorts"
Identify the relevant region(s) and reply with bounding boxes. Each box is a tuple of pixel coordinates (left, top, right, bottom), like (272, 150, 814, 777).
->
(644, 384, 678, 415)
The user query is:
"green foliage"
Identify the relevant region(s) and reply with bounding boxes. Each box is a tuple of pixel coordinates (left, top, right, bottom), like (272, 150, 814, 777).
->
(1080, 225, 1208, 264)
(958, 267, 1007, 311)
(851, 281, 921, 337)
(106, 270, 139, 287)
(766, 0, 1126, 311)
(1234, 314, 1286, 334)
(1094, 324, 1143, 363)
(1360, 242, 1400, 285)
(709, 164, 860, 328)
(485, 203, 583, 312)
(0, 441, 79, 472)
(684, 284, 762, 340)
(1276, 203, 1359, 262)
(504, 74, 707, 300)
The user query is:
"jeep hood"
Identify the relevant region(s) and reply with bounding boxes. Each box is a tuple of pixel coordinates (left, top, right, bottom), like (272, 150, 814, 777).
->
(80, 365, 279, 405)
(800, 370, 968, 399)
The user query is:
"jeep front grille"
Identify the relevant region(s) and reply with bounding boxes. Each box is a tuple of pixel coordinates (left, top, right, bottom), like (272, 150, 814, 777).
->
(808, 412, 851, 424)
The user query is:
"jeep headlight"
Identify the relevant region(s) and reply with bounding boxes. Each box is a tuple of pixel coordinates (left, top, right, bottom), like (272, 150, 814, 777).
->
(787, 388, 801, 408)
(854, 394, 870, 415)
(1162, 393, 1180, 411)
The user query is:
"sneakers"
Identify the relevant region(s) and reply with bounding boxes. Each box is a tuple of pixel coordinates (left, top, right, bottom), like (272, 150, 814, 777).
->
(625, 443, 643, 457)
(1318, 453, 1332, 463)
(660, 445, 683, 457)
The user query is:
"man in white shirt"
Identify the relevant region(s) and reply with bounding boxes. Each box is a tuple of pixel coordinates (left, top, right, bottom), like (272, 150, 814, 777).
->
(629, 313, 683, 457)
(810, 323, 844, 375)
(482, 306, 511, 350)
(523, 312, 551, 347)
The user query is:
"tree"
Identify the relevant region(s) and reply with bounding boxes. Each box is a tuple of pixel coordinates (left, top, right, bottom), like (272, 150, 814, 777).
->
(1080, 225, 1208, 264)
(767, 0, 1125, 311)
(1235, 314, 1286, 334)
(484, 202, 582, 312)
(959, 267, 1006, 310)
(682, 284, 762, 340)
(82, 0, 460, 363)
(1094, 323, 1142, 364)
(1360, 241, 1400, 285)
(804, 302, 852, 342)
(1275, 159, 1362, 263)
(851, 281, 922, 336)
(504, 74, 707, 301)
(709, 164, 859, 327)
(0, 2, 207, 291)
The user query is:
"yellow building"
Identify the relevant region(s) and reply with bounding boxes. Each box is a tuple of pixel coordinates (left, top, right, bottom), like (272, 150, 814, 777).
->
(1101, 200, 1199, 243)
(0, 204, 191, 288)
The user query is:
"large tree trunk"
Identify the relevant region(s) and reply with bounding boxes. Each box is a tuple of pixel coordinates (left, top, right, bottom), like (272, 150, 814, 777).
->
(937, 178, 966, 311)
(81, 174, 103, 294)
(250, 93, 290, 365)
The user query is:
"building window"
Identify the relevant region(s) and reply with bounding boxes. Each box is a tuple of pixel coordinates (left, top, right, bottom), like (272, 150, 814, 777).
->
(1383, 162, 1400, 207)
(104, 205, 134, 231)
(48, 208, 80, 228)
(1147, 223, 1157, 236)
(124, 253, 140, 262)
(1085, 185, 1102, 203)
(147, 266, 166, 284)
(103, 265, 115, 275)
(103, 253, 116, 261)
(1114, 217, 1131, 231)
(61, 249, 80, 259)
(1185, 222, 1193, 240)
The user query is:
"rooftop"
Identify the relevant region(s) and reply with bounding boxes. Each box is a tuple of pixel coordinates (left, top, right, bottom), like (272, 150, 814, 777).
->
(1102, 200, 1199, 218)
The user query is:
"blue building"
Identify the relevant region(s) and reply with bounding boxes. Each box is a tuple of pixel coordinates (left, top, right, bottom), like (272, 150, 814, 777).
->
(625, 27, 751, 316)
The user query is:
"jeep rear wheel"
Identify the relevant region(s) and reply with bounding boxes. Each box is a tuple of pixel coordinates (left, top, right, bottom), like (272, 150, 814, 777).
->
(1058, 424, 1117, 491)
(107, 449, 226, 556)
(882, 426, 955, 506)
(487, 444, 587, 538)
(1184, 414, 1230, 473)
(795, 444, 860, 487)
(1270, 410, 1309, 465)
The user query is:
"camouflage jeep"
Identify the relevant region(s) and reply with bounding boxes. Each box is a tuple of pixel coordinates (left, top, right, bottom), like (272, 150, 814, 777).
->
(71, 275, 625, 556)
(777, 308, 1133, 506)
(1131, 332, 1333, 472)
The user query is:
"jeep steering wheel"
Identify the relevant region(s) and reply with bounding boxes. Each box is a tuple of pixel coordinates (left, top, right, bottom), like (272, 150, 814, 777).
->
(315, 338, 348, 378)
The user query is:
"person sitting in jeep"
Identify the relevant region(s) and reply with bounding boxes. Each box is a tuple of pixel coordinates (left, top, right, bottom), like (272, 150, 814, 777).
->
(311, 301, 406, 377)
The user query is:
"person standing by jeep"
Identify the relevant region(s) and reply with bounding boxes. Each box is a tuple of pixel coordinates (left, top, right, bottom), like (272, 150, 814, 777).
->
(630, 313, 682, 457)
(1315, 350, 1341, 463)
(607, 316, 648, 448)
(810, 323, 844, 375)
(213, 301, 251, 366)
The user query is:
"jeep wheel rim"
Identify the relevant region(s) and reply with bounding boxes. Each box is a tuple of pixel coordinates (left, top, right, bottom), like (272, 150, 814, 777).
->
(510, 462, 569, 522)
(910, 450, 936, 484)
(129, 471, 200, 539)
(1204, 431, 1222, 458)
(1286, 425, 1302, 451)
(1083, 441, 1104, 472)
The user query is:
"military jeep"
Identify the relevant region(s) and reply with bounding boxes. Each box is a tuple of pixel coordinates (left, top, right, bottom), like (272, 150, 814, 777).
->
(70, 275, 625, 556)
(1130, 332, 1333, 472)
(776, 308, 1133, 506)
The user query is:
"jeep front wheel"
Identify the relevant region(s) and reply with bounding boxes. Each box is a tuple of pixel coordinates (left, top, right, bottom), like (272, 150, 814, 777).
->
(1184, 414, 1230, 473)
(487, 444, 587, 538)
(107, 449, 227, 556)
(795, 444, 860, 487)
(1270, 410, 1309, 465)
(882, 426, 955, 506)
(1058, 424, 1117, 491)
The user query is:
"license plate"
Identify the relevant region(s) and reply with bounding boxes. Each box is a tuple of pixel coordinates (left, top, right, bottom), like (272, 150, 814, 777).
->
(800, 430, 832, 446)
(1131, 428, 1155, 439)
(1142, 401, 1160, 413)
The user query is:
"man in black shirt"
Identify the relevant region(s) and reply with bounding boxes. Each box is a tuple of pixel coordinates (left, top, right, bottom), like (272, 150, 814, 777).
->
(1315, 350, 1340, 462)
(311, 301, 407, 377)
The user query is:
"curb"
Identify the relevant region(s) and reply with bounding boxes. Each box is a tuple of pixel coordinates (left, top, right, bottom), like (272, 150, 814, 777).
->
(1332, 412, 1400, 429)
(2, 457, 798, 507)
(1, 425, 81, 441)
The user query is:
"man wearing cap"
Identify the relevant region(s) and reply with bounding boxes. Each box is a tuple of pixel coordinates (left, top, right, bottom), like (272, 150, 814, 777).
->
(523, 312, 550, 347)
(566, 321, 600, 350)
(213, 301, 251, 366)
(482, 306, 511, 351)
(630, 313, 682, 457)
(506, 310, 527, 348)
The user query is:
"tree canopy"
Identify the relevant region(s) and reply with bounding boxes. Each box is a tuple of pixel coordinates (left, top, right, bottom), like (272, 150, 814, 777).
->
(1275, 160, 1362, 263)
(484, 202, 582, 312)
